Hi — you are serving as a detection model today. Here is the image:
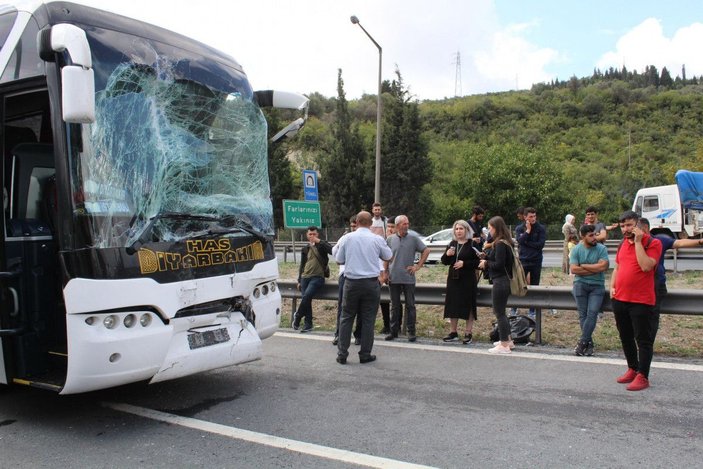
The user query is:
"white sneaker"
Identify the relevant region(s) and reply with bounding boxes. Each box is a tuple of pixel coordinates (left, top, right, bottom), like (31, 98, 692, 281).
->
(493, 340, 515, 349)
(488, 344, 512, 354)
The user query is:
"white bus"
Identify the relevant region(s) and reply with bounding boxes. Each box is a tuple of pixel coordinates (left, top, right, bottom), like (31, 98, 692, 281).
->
(0, 1, 307, 393)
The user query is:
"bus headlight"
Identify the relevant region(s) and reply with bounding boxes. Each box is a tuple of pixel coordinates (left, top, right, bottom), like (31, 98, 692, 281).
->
(253, 287, 260, 298)
(140, 313, 152, 327)
(103, 315, 119, 329)
(262, 285, 269, 295)
(269, 281, 277, 292)
(123, 314, 136, 328)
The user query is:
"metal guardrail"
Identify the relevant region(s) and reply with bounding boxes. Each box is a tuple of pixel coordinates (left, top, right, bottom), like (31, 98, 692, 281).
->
(277, 280, 703, 344)
(274, 241, 703, 258)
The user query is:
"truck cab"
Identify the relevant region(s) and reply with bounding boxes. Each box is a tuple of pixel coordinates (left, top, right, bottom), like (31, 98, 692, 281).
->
(633, 170, 703, 239)
(633, 184, 681, 237)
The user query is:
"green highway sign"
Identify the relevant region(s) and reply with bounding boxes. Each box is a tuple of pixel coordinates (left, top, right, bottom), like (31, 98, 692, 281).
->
(282, 200, 321, 229)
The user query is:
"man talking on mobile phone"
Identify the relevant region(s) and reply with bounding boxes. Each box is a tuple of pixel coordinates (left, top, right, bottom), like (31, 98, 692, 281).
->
(515, 207, 546, 319)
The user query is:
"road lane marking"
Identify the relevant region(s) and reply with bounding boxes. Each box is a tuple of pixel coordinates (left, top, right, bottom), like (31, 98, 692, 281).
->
(275, 332, 703, 372)
(103, 402, 436, 469)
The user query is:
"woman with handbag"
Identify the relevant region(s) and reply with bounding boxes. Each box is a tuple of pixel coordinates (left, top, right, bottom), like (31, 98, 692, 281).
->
(441, 220, 481, 345)
(478, 216, 515, 354)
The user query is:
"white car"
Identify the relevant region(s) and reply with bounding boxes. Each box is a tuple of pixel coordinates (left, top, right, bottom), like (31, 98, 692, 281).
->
(421, 228, 453, 263)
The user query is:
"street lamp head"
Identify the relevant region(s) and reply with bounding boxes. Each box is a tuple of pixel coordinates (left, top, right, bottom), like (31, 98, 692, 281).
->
(350, 15, 359, 25)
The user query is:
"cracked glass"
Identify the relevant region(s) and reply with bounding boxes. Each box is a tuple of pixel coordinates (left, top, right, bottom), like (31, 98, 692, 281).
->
(69, 32, 272, 249)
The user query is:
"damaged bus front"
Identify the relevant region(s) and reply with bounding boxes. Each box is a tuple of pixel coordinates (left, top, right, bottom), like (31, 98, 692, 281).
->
(0, 2, 307, 393)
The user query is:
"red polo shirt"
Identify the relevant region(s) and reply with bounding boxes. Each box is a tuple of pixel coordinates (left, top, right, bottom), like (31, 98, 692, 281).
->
(613, 234, 662, 306)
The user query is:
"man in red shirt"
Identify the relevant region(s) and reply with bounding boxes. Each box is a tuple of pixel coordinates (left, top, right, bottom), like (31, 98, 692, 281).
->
(610, 210, 662, 391)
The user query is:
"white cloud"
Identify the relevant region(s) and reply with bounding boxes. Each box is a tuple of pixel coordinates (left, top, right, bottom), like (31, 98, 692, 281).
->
(472, 23, 560, 93)
(53, 0, 562, 99)
(597, 18, 703, 77)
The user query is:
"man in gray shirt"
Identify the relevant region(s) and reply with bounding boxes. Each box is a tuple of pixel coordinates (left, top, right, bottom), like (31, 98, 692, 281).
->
(385, 215, 430, 342)
(585, 206, 617, 244)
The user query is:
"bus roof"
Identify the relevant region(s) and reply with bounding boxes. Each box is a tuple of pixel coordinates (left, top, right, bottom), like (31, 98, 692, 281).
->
(11, 1, 245, 74)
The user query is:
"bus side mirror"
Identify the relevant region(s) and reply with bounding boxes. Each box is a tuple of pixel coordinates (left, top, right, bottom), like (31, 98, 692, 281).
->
(272, 117, 305, 142)
(38, 24, 95, 123)
(254, 90, 308, 111)
(254, 90, 308, 142)
(61, 66, 95, 123)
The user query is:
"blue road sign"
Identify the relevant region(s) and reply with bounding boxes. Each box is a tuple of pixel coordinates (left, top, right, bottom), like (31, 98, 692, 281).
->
(303, 170, 318, 201)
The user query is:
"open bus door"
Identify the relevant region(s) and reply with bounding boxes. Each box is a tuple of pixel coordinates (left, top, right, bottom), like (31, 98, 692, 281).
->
(0, 13, 94, 391)
(1, 88, 66, 391)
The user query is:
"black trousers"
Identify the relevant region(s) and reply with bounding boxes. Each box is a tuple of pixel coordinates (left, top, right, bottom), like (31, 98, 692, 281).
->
(491, 276, 511, 341)
(338, 278, 380, 360)
(651, 282, 666, 340)
(612, 299, 659, 378)
(336, 274, 362, 338)
(522, 263, 542, 285)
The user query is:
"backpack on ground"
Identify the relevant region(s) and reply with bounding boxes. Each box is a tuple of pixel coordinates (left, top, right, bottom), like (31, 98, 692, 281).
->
(489, 315, 536, 344)
(499, 240, 528, 297)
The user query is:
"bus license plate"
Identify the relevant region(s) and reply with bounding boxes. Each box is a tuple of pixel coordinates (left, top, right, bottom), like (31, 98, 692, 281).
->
(187, 328, 231, 350)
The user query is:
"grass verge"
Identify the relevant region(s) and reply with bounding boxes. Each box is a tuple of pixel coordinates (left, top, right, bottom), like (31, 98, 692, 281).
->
(278, 262, 703, 358)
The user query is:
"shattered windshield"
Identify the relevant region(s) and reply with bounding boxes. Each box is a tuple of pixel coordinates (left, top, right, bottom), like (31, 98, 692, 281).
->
(68, 30, 272, 249)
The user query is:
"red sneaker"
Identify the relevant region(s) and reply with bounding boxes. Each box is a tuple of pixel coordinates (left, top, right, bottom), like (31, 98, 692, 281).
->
(626, 373, 650, 391)
(616, 368, 638, 384)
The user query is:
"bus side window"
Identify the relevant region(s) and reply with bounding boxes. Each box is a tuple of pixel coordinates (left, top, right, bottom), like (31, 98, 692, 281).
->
(7, 143, 54, 237)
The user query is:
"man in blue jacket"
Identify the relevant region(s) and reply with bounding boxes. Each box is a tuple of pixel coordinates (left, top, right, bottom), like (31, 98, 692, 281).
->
(515, 207, 546, 318)
(637, 217, 703, 318)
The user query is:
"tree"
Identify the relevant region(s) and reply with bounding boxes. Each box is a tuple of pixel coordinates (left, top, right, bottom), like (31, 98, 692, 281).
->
(263, 109, 296, 230)
(379, 68, 433, 224)
(644, 65, 660, 87)
(660, 67, 674, 88)
(318, 69, 370, 226)
(457, 143, 570, 224)
(306, 92, 335, 119)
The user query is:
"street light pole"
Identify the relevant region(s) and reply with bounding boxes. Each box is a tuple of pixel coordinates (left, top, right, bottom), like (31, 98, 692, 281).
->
(350, 15, 382, 205)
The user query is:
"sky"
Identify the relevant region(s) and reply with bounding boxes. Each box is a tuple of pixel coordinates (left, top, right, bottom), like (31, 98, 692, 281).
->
(66, 0, 703, 101)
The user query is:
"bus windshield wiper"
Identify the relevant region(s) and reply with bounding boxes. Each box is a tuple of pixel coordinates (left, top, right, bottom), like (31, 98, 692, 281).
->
(126, 212, 217, 254)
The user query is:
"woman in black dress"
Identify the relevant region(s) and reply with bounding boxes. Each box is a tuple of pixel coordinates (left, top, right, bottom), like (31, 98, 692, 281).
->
(441, 220, 481, 344)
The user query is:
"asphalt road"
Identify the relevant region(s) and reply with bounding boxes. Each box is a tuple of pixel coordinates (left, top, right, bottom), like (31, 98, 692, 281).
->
(2, 333, 702, 468)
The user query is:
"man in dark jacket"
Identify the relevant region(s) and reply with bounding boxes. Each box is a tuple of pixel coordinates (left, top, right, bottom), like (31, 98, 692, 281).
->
(467, 205, 486, 249)
(293, 226, 332, 332)
(515, 207, 546, 318)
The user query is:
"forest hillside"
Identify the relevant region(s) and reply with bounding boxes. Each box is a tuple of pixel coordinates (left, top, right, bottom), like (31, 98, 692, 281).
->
(268, 66, 703, 231)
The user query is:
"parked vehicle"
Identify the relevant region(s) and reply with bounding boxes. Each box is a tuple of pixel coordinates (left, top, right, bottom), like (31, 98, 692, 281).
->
(421, 229, 453, 263)
(632, 170, 703, 238)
